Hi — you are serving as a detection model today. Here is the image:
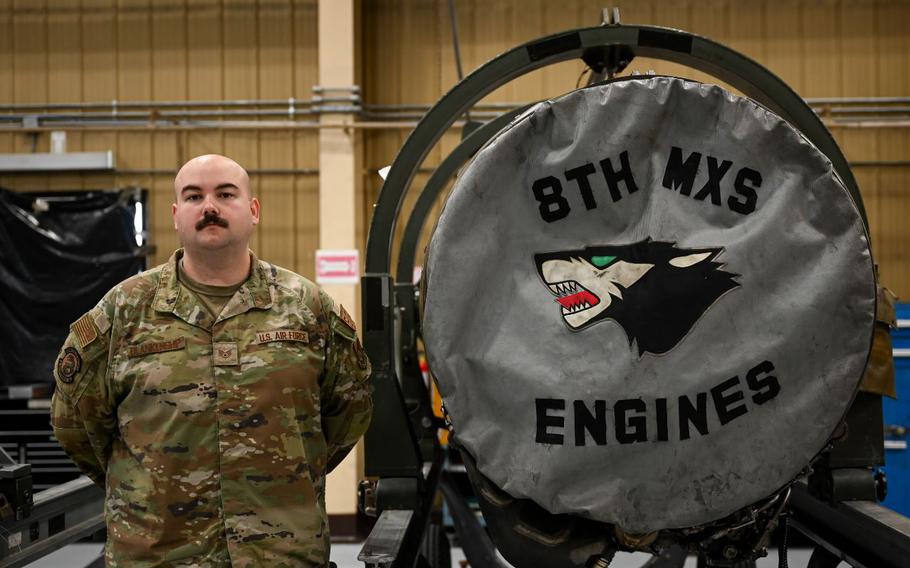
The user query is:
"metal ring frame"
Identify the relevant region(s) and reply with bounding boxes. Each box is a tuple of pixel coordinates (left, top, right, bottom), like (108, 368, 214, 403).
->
(393, 105, 532, 284)
(367, 23, 867, 281)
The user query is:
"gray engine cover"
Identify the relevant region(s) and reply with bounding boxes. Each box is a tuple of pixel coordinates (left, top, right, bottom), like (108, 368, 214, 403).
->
(422, 76, 875, 532)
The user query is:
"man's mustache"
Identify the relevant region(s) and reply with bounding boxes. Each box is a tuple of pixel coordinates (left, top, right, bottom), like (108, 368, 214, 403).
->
(196, 212, 229, 230)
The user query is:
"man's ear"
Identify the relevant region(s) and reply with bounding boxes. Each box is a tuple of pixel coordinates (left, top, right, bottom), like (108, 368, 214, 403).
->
(250, 197, 261, 225)
(172, 202, 178, 229)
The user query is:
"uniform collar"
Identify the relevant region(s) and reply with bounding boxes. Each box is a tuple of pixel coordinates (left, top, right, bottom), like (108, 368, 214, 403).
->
(153, 249, 273, 327)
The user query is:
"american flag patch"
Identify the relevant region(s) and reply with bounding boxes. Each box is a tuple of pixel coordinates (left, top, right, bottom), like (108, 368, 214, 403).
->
(72, 313, 98, 348)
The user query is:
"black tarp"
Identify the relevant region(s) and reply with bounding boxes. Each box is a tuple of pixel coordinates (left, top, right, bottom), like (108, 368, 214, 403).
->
(0, 187, 148, 387)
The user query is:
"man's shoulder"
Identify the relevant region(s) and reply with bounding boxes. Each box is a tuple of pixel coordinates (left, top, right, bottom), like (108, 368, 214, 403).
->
(259, 260, 319, 291)
(257, 260, 323, 307)
(101, 263, 165, 308)
(256, 261, 357, 333)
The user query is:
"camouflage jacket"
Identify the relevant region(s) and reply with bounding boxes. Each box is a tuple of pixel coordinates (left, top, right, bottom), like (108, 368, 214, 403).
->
(51, 250, 372, 568)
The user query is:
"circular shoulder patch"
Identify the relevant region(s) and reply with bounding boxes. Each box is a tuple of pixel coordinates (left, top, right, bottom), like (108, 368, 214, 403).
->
(422, 76, 876, 532)
(56, 347, 82, 384)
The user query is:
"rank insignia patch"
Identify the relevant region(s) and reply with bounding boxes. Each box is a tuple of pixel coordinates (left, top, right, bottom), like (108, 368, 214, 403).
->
(213, 342, 239, 366)
(56, 347, 82, 384)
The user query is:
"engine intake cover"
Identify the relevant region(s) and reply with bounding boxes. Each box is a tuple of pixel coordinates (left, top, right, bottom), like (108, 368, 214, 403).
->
(422, 76, 876, 532)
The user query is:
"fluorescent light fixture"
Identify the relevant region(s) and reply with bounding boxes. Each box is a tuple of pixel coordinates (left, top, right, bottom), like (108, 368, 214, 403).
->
(134, 202, 144, 246)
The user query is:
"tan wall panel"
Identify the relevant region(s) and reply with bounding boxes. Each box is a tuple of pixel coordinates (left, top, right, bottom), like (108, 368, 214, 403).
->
(293, 0, 318, 97)
(763, 1, 803, 93)
(151, 1, 187, 102)
(185, 132, 224, 160)
(876, 2, 910, 96)
(223, 0, 259, 101)
(12, 2, 49, 188)
(147, 1, 186, 265)
(152, 133, 180, 264)
(80, 0, 118, 193)
(0, 0, 11, 109)
(151, 174, 179, 264)
(187, 0, 222, 101)
(258, 1, 296, 271)
(801, 1, 842, 98)
(118, 0, 152, 101)
(47, 0, 81, 104)
(361, 0, 405, 257)
(505, 0, 545, 99)
(115, 128, 153, 260)
(0, 0, 12, 157)
(82, 0, 117, 101)
(40, 10, 86, 191)
(294, 168, 319, 280)
(13, 1, 47, 105)
(81, 132, 117, 191)
(876, 129, 910, 296)
(259, 0, 293, 97)
(841, 2, 878, 98)
(467, 0, 513, 103)
(292, 3, 319, 278)
(259, 131, 297, 271)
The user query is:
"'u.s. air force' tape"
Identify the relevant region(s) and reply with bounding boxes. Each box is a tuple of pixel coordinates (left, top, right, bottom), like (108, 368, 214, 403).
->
(421, 76, 875, 533)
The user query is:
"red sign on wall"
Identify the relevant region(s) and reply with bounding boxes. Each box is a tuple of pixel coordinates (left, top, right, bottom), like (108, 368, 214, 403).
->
(315, 249, 360, 284)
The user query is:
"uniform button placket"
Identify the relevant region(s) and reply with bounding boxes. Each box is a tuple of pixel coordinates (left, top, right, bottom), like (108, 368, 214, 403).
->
(211, 322, 235, 561)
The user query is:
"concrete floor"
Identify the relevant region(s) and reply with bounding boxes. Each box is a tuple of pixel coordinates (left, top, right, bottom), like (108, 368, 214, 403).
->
(25, 543, 829, 567)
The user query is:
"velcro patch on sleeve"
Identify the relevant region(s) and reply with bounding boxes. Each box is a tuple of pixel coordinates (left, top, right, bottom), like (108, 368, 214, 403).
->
(71, 313, 99, 349)
(91, 307, 111, 335)
(331, 315, 356, 342)
(128, 337, 186, 358)
(354, 339, 369, 370)
(255, 329, 309, 344)
(338, 305, 357, 332)
(55, 347, 82, 384)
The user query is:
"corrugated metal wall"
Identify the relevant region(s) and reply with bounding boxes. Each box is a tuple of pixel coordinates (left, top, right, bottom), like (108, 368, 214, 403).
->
(1, 0, 908, 297)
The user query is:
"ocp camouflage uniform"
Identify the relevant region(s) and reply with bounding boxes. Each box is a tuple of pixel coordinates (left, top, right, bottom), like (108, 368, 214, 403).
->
(50, 249, 372, 567)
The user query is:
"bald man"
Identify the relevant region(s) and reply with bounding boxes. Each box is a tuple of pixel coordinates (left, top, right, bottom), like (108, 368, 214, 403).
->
(50, 155, 372, 567)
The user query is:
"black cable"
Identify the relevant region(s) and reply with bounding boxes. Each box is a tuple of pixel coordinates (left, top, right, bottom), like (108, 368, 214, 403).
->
(447, 0, 472, 124)
(778, 514, 789, 568)
(447, 0, 465, 81)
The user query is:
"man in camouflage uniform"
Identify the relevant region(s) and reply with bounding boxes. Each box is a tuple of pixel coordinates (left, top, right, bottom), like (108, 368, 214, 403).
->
(51, 154, 372, 567)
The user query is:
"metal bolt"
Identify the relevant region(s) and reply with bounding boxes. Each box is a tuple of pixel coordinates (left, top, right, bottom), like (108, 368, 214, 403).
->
(723, 545, 738, 559)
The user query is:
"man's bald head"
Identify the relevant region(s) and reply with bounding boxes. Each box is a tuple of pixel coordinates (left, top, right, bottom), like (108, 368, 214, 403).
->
(171, 154, 260, 258)
(174, 154, 251, 199)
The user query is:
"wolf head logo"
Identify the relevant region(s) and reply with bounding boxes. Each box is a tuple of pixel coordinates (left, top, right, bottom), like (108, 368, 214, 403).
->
(534, 239, 740, 356)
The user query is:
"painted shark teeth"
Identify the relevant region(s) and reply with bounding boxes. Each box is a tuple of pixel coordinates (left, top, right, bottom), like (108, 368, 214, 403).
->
(548, 281, 579, 297)
(561, 301, 592, 314)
